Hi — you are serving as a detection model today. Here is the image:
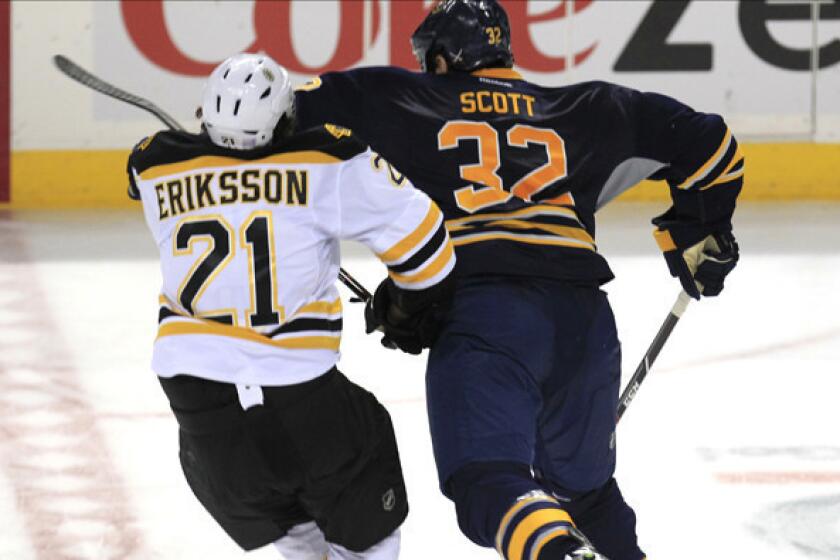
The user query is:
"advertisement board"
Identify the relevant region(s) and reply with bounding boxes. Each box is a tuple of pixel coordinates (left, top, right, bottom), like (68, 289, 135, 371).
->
(4, 0, 840, 206)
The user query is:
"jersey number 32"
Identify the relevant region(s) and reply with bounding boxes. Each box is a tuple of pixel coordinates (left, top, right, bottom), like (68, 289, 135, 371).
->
(437, 121, 572, 213)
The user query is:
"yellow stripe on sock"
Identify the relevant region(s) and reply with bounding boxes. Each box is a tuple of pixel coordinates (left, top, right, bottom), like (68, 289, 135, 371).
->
(495, 496, 559, 553)
(507, 509, 574, 560)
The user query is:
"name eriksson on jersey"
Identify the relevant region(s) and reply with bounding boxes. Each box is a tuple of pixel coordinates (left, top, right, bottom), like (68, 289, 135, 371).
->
(153, 168, 308, 220)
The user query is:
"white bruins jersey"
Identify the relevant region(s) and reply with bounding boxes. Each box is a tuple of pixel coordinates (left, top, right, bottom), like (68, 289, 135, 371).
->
(127, 125, 456, 386)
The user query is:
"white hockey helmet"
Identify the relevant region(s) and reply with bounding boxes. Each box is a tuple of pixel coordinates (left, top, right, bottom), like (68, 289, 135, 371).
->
(201, 53, 294, 150)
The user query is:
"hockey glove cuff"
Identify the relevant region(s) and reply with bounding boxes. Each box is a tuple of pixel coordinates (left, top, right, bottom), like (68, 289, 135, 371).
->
(364, 277, 454, 355)
(654, 228, 739, 300)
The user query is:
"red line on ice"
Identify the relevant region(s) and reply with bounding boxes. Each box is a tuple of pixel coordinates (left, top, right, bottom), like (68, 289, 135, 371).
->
(0, 220, 145, 558)
(716, 471, 840, 485)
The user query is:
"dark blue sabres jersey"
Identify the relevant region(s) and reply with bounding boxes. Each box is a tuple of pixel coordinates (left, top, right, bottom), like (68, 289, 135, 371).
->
(295, 67, 743, 284)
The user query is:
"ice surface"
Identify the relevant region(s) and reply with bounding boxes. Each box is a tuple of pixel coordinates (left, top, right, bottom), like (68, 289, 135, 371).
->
(1, 203, 838, 559)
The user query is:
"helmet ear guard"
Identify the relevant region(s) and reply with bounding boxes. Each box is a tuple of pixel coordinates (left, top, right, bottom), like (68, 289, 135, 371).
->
(201, 53, 294, 150)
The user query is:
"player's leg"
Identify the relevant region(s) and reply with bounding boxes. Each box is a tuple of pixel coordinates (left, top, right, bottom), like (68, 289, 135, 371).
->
(426, 276, 589, 559)
(159, 374, 311, 551)
(284, 369, 408, 559)
(273, 521, 329, 559)
(539, 478, 643, 560)
(534, 288, 644, 560)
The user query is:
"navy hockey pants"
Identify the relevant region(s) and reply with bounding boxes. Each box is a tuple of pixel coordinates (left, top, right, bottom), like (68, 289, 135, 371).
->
(426, 276, 643, 558)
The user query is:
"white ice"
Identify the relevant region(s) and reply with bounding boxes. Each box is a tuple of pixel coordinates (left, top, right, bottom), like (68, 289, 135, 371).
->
(0, 202, 838, 560)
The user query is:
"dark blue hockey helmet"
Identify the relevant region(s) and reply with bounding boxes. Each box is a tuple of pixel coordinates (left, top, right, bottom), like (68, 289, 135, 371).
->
(411, 0, 514, 73)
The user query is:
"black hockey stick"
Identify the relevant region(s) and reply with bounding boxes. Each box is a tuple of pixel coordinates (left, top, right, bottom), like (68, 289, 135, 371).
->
(617, 290, 691, 422)
(54, 55, 184, 132)
(53, 54, 372, 303)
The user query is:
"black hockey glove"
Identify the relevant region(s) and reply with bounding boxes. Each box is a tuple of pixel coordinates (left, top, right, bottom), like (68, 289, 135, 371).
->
(654, 228, 739, 300)
(364, 277, 454, 355)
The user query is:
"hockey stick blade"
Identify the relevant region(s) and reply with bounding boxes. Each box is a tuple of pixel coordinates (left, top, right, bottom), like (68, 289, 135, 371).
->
(616, 290, 691, 422)
(53, 55, 184, 131)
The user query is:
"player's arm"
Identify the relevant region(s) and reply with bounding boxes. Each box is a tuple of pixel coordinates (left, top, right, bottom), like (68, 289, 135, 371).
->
(335, 150, 457, 354)
(634, 91, 742, 299)
(126, 135, 155, 200)
(294, 67, 393, 134)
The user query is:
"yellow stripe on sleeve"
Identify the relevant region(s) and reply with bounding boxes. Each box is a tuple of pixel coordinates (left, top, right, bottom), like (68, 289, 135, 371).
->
(506, 509, 574, 560)
(723, 144, 744, 174)
(653, 228, 677, 252)
(676, 128, 732, 190)
(377, 203, 442, 264)
(702, 165, 744, 190)
(389, 240, 455, 286)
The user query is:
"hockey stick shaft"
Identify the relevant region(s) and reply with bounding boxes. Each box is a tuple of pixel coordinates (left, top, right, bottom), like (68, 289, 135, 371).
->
(616, 290, 691, 422)
(54, 55, 184, 131)
(53, 54, 372, 303)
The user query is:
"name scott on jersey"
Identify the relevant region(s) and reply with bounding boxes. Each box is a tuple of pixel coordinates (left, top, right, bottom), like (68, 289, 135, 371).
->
(153, 169, 309, 220)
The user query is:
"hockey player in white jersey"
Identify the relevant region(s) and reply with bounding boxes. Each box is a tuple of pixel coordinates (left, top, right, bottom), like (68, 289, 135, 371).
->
(127, 53, 456, 559)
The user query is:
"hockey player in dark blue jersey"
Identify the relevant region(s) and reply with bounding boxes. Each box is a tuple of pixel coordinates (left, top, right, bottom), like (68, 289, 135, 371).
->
(294, 1, 741, 558)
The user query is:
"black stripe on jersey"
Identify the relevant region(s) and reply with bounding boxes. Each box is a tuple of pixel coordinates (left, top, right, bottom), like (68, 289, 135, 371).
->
(129, 126, 368, 176)
(450, 213, 591, 241)
(453, 210, 583, 231)
(159, 306, 179, 322)
(704, 176, 742, 190)
(450, 224, 564, 238)
(389, 222, 448, 274)
(267, 317, 343, 338)
(727, 157, 744, 174)
(693, 136, 739, 190)
(510, 213, 584, 231)
(449, 224, 591, 246)
(158, 305, 235, 326)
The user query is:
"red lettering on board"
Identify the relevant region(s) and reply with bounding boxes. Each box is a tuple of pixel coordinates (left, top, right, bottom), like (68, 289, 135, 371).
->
(389, 0, 436, 70)
(252, 0, 366, 74)
(120, 0, 599, 76)
(121, 0, 370, 76)
(504, 0, 597, 72)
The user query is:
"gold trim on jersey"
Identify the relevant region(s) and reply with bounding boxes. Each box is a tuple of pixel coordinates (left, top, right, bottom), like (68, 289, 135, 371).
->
(139, 151, 341, 181)
(452, 231, 595, 250)
(240, 211, 286, 326)
(157, 320, 341, 351)
(445, 204, 581, 228)
(378, 202, 442, 264)
(173, 214, 238, 325)
(448, 219, 594, 245)
(389, 240, 455, 286)
(703, 144, 745, 190)
(296, 298, 342, 316)
(471, 68, 524, 80)
(676, 129, 733, 190)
